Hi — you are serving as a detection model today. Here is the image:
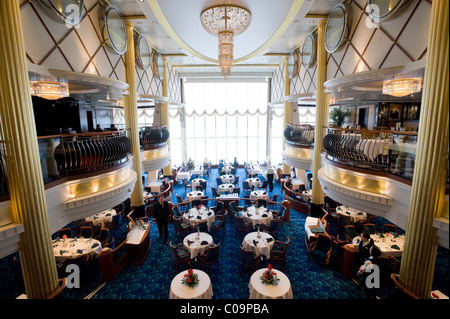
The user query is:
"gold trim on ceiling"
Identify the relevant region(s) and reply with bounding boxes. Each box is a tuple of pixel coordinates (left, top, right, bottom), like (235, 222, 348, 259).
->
(148, 0, 303, 64)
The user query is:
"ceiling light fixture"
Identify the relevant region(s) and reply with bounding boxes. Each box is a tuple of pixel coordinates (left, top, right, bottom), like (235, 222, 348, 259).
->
(382, 78, 423, 97)
(200, 5, 251, 79)
(30, 80, 69, 100)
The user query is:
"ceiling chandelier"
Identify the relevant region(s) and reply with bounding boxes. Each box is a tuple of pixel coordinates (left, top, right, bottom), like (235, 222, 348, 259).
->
(201, 5, 251, 79)
(382, 78, 423, 97)
(30, 80, 69, 100)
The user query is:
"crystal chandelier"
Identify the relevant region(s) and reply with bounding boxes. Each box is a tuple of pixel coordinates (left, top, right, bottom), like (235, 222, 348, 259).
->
(201, 5, 251, 79)
(382, 78, 422, 97)
(30, 81, 69, 100)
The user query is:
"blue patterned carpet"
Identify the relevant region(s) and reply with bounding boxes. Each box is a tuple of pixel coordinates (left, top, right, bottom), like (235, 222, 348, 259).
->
(0, 167, 448, 300)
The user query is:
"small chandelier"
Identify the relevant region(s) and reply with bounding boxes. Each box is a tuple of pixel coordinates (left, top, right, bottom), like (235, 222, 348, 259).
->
(382, 78, 422, 97)
(30, 81, 69, 100)
(201, 5, 251, 79)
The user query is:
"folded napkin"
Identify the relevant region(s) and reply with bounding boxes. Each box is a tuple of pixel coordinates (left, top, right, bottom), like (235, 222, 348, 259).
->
(91, 243, 99, 248)
(187, 240, 194, 246)
(76, 249, 84, 254)
(59, 250, 68, 255)
(105, 213, 111, 216)
(357, 212, 363, 215)
(262, 214, 268, 217)
(263, 192, 267, 195)
(311, 227, 325, 234)
(247, 213, 252, 217)
(197, 192, 202, 195)
(346, 211, 351, 215)
(391, 245, 400, 250)
(200, 241, 208, 245)
(196, 216, 202, 219)
(253, 240, 259, 246)
(266, 238, 273, 242)
(207, 212, 212, 216)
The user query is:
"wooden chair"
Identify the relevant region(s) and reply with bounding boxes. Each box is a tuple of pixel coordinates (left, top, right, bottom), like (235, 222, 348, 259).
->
(258, 180, 268, 191)
(169, 241, 191, 273)
(382, 224, 398, 234)
(183, 179, 192, 193)
(239, 245, 262, 274)
(344, 225, 358, 243)
(57, 228, 73, 239)
(47, 278, 66, 299)
(197, 242, 221, 274)
(261, 216, 282, 237)
(337, 213, 353, 230)
(235, 215, 253, 236)
(363, 223, 376, 235)
(98, 228, 115, 248)
(211, 187, 219, 198)
(173, 216, 191, 240)
(307, 233, 332, 271)
(269, 236, 290, 271)
(213, 211, 227, 235)
(79, 226, 94, 238)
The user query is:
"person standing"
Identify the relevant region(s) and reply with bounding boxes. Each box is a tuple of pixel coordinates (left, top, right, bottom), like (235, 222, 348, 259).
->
(153, 195, 170, 244)
(266, 166, 274, 192)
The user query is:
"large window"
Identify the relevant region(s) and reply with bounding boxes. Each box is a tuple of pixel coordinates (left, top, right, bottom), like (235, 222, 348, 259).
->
(182, 81, 268, 164)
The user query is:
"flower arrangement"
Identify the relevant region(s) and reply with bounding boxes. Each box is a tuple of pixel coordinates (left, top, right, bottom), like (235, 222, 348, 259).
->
(260, 264, 280, 286)
(182, 268, 199, 288)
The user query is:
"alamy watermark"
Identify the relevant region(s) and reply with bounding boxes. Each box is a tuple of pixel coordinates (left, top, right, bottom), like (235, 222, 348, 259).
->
(365, 4, 381, 29)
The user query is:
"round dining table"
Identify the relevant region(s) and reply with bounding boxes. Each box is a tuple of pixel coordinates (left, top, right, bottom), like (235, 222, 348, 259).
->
(217, 183, 234, 194)
(336, 205, 367, 223)
(246, 177, 262, 188)
(243, 206, 273, 226)
(352, 233, 405, 257)
(220, 174, 235, 184)
(53, 237, 102, 261)
(183, 232, 214, 259)
(249, 268, 294, 299)
(191, 178, 206, 189)
(84, 209, 116, 228)
(186, 191, 205, 202)
(182, 206, 215, 231)
(169, 269, 214, 299)
(242, 231, 274, 258)
(249, 190, 269, 201)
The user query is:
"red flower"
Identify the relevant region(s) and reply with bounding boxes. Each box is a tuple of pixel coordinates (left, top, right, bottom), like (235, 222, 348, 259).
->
(198, 205, 201, 209)
(272, 272, 277, 276)
(187, 277, 192, 283)
(188, 268, 193, 275)
(267, 264, 273, 271)
(184, 274, 189, 277)
(62, 235, 67, 239)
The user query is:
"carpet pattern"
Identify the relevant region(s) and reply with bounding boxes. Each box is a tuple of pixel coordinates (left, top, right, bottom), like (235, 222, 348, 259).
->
(0, 167, 448, 299)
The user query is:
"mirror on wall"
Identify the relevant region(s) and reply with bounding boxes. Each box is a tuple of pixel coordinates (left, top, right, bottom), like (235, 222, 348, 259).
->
(325, 4, 351, 53)
(366, 0, 411, 23)
(301, 33, 316, 68)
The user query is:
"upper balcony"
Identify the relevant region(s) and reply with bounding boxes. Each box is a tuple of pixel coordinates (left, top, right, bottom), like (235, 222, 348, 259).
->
(282, 124, 315, 171)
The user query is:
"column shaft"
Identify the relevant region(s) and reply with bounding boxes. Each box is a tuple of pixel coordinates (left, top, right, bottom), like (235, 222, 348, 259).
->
(0, 0, 58, 298)
(124, 21, 144, 208)
(161, 56, 172, 176)
(311, 19, 328, 205)
(398, 0, 449, 299)
(282, 57, 292, 175)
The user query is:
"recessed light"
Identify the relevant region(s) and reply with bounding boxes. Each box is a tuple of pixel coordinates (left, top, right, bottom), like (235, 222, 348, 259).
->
(294, 20, 299, 23)
(309, 20, 315, 23)
(165, 36, 170, 39)
(136, 21, 142, 25)
(153, 21, 158, 24)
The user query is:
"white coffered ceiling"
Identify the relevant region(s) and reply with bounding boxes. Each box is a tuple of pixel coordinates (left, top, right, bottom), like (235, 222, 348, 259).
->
(108, 0, 342, 80)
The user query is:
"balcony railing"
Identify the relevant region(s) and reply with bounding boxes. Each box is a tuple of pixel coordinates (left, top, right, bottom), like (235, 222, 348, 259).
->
(139, 125, 170, 149)
(323, 127, 417, 180)
(284, 124, 314, 147)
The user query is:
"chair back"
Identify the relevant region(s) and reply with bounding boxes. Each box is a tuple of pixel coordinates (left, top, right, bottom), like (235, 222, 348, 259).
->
(229, 201, 238, 212)
(204, 243, 221, 262)
(200, 181, 207, 190)
(382, 224, 398, 234)
(257, 199, 267, 207)
(80, 226, 93, 238)
(176, 195, 184, 203)
(57, 228, 73, 238)
(314, 233, 332, 253)
(268, 217, 282, 231)
(191, 199, 201, 207)
(344, 225, 357, 242)
(239, 245, 258, 266)
(99, 228, 110, 243)
(364, 223, 376, 235)
(196, 221, 208, 232)
(338, 213, 352, 228)
(211, 187, 219, 197)
(216, 177, 222, 185)
(173, 216, 185, 232)
(172, 206, 181, 217)
(242, 181, 250, 189)
(169, 242, 183, 262)
(215, 200, 224, 213)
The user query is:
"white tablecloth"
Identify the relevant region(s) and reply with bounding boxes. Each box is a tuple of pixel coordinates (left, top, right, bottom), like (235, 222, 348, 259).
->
(249, 268, 294, 299)
(169, 269, 213, 299)
(183, 232, 214, 259)
(191, 165, 204, 175)
(291, 178, 306, 190)
(242, 231, 274, 258)
(53, 238, 102, 261)
(183, 206, 215, 231)
(191, 178, 206, 189)
(355, 138, 392, 161)
(250, 165, 262, 175)
(304, 217, 326, 240)
(246, 178, 262, 188)
(217, 183, 234, 194)
(186, 191, 205, 202)
(353, 233, 405, 257)
(220, 174, 235, 183)
(146, 180, 162, 193)
(221, 166, 233, 174)
(243, 206, 273, 226)
(84, 209, 116, 228)
(177, 171, 190, 180)
(336, 206, 367, 223)
(249, 190, 269, 201)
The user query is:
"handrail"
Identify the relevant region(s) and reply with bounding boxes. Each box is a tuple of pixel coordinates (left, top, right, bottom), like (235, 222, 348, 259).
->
(323, 126, 418, 136)
(37, 129, 130, 140)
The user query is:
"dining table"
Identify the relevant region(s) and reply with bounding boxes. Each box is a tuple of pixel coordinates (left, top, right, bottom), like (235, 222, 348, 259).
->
(84, 209, 116, 228)
(186, 191, 205, 202)
(352, 232, 405, 257)
(249, 268, 294, 299)
(221, 165, 233, 174)
(242, 206, 273, 226)
(220, 174, 235, 184)
(53, 237, 102, 261)
(169, 269, 213, 299)
(249, 190, 269, 201)
(304, 216, 326, 241)
(182, 206, 215, 231)
(183, 232, 214, 259)
(217, 183, 234, 194)
(146, 180, 163, 193)
(190, 165, 204, 176)
(191, 178, 206, 189)
(242, 231, 274, 258)
(336, 205, 368, 223)
(246, 177, 262, 188)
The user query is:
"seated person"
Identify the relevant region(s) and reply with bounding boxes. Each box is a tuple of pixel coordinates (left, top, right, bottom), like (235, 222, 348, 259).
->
(357, 245, 383, 299)
(358, 232, 374, 263)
